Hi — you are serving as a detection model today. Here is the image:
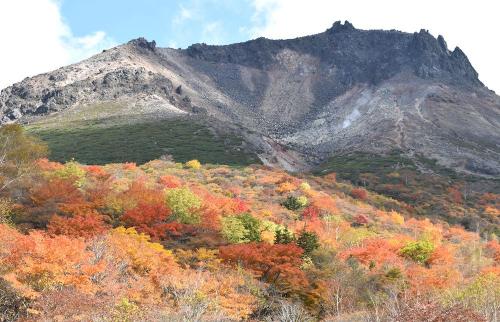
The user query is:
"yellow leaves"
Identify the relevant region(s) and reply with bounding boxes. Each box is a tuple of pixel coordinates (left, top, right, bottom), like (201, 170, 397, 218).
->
(161, 270, 258, 321)
(0, 227, 100, 297)
(112, 297, 140, 321)
(261, 230, 275, 244)
(215, 279, 257, 321)
(0, 198, 13, 225)
(339, 227, 377, 248)
(185, 159, 202, 170)
(387, 171, 400, 178)
(175, 248, 222, 271)
(260, 209, 273, 217)
(276, 181, 297, 194)
(52, 160, 86, 187)
(484, 206, 500, 218)
(390, 211, 405, 225)
(300, 181, 311, 191)
(0, 124, 48, 191)
(165, 187, 202, 224)
(109, 227, 176, 276)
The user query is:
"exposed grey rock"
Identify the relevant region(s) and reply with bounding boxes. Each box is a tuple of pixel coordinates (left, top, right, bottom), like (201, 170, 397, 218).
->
(0, 21, 499, 176)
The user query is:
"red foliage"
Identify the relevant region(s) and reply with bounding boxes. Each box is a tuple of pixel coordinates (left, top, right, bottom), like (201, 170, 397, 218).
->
(122, 162, 137, 170)
(353, 214, 369, 226)
(122, 180, 164, 206)
(197, 188, 249, 216)
(192, 186, 249, 231)
(486, 240, 500, 264)
(36, 158, 64, 171)
(340, 238, 404, 269)
(162, 222, 197, 238)
(47, 212, 109, 239)
(23, 178, 92, 221)
(219, 242, 307, 288)
(311, 194, 337, 214)
(351, 188, 368, 200)
(231, 198, 249, 214)
(121, 202, 172, 240)
(428, 245, 455, 266)
(159, 175, 182, 188)
(85, 165, 108, 178)
(302, 206, 320, 221)
(448, 187, 463, 204)
(406, 264, 460, 293)
(199, 207, 221, 230)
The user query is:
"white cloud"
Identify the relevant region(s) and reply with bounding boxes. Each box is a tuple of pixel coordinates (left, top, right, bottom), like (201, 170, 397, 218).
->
(173, 5, 194, 25)
(202, 21, 224, 43)
(0, 0, 115, 90)
(250, 0, 500, 93)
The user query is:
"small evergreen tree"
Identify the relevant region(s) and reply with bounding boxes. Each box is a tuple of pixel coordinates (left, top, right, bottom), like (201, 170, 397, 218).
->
(274, 227, 295, 244)
(281, 196, 308, 211)
(296, 230, 319, 256)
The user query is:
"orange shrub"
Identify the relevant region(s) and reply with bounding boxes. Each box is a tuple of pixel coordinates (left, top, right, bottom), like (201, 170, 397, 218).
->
(351, 188, 368, 200)
(47, 212, 109, 239)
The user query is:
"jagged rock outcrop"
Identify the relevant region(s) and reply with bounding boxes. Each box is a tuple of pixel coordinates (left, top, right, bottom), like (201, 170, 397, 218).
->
(1, 21, 499, 175)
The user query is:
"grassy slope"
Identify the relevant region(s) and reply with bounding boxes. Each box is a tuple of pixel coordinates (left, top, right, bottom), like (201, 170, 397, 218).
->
(27, 117, 260, 166)
(25, 100, 260, 166)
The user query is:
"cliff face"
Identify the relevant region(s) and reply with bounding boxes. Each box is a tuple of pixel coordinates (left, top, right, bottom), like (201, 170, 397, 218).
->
(1, 21, 499, 175)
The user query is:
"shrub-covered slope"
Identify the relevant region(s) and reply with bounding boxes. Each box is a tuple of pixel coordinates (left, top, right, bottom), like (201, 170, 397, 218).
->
(1, 157, 498, 321)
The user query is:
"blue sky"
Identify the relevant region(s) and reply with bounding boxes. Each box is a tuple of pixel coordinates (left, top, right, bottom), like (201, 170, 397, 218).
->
(1, 0, 499, 92)
(61, 0, 257, 48)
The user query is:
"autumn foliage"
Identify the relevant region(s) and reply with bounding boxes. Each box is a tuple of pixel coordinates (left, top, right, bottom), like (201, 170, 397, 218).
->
(219, 242, 307, 288)
(0, 153, 498, 321)
(350, 187, 368, 200)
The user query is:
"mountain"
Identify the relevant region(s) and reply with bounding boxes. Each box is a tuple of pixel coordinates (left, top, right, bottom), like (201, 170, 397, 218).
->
(1, 21, 499, 176)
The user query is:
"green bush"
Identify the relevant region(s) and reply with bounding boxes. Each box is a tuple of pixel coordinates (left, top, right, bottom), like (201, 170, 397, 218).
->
(400, 240, 435, 264)
(53, 160, 86, 186)
(165, 188, 202, 224)
(239, 213, 262, 242)
(274, 226, 295, 244)
(221, 216, 247, 243)
(221, 213, 261, 243)
(296, 230, 320, 256)
(281, 196, 308, 211)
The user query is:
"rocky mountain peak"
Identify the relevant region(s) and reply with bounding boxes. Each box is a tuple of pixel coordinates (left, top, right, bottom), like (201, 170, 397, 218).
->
(327, 20, 356, 33)
(404, 29, 480, 86)
(127, 37, 157, 52)
(0, 24, 498, 176)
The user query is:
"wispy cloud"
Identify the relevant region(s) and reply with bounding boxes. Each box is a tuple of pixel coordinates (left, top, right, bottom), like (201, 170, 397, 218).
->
(0, 0, 116, 90)
(173, 4, 194, 25)
(202, 21, 224, 43)
(169, 1, 229, 47)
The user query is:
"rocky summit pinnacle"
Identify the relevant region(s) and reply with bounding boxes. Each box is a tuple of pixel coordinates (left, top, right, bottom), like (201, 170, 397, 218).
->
(0, 21, 499, 176)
